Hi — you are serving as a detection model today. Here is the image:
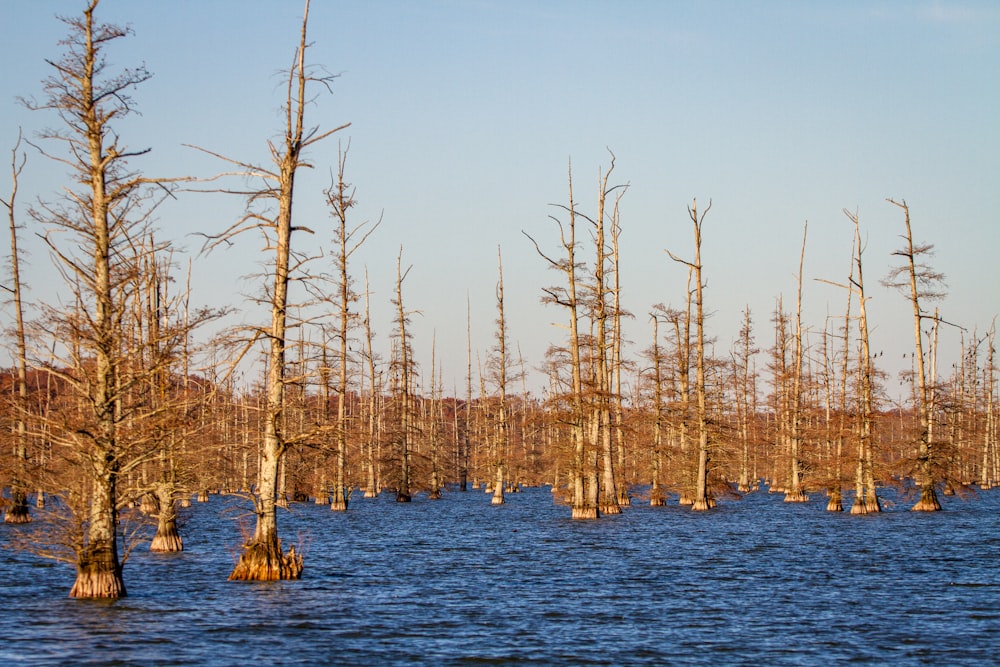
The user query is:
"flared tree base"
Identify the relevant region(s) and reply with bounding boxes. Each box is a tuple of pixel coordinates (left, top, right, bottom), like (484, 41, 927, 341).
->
(70, 558, 126, 599)
(691, 498, 712, 511)
(491, 494, 505, 505)
(395, 492, 411, 503)
(363, 488, 378, 499)
(429, 489, 443, 500)
(571, 506, 599, 520)
(150, 525, 184, 552)
(784, 490, 809, 503)
(229, 541, 303, 581)
(617, 491, 631, 507)
(912, 491, 942, 511)
(600, 502, 622, 515)
(330, 495, 348, 512)
(4, 501, 31, 524)
(826, 493, 843, 512)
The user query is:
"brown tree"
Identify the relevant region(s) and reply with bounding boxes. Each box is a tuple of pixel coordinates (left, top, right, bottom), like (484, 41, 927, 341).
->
(667, 199, 713, 510)
(784, 223, 809, 503)
(391, 248, 417, 502)
(201, 0, 348, 579)
(323, 143, 379, 511)
(2, 130, 31, 524)
(884, 198, 946, 511)
(525, 161, 595, 519)
(23, 0, 204, 597)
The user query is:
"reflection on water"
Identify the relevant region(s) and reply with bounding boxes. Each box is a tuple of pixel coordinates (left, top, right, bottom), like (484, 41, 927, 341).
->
(3, 486, 1000, 665)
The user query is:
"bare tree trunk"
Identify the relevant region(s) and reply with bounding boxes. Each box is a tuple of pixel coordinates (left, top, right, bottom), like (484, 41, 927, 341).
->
(886, 199, 942, 511)
(785, 223, 809, 502)
(393, 249, 414, 503)
(592, 160, 622, 515)
(2, 132, 30, 524)
(668, 200, 713, 510)
(649, 313, 667, 506)
(525, 161, 595, 519)
(231, 1, 344, 578)
(982, 324, 997, 489)
(735, 306, 756, 495)
(362, 270, 379, 498)
(492, 247, 508, 506)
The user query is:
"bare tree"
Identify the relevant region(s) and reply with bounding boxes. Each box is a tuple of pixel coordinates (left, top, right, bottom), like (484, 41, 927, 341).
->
(361, 269, 381, 498)
(198, 0, 349, 579)
(884, 198, 946, 511)
(667, 199, 713, 510)
(491, 246, 509, 505)
(784, 223, 809, 502)
(732, 306, 758, 494)
(324, 142, 379, 511)
(22, 0, 208, 597)
(525, 161, 596, 519)
(391, 248, 417, 502)
(2, 131, 30, 524)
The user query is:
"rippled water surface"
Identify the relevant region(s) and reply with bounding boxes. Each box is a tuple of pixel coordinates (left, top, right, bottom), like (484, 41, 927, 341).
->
(3, 486, 1000, 665)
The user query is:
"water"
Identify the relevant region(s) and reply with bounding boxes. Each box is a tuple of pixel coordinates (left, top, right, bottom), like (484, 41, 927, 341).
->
(3, 486, 1000, 665)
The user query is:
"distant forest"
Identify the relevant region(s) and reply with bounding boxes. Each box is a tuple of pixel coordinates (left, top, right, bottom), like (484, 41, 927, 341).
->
(2, 0, 997, 598)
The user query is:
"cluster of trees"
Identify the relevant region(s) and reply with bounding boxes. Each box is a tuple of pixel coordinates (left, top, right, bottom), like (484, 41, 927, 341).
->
(2, 0, 998, 599)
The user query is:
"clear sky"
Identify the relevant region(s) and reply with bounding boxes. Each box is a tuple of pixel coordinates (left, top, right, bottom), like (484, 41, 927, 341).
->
(1, 0, 998, 401)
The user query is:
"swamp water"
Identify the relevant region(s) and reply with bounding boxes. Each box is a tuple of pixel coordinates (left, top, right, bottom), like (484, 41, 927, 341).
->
(2, 485, 1000, 665)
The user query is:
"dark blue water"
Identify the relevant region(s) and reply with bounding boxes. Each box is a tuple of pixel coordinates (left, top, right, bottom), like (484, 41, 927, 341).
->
(2, 486, 999, 666)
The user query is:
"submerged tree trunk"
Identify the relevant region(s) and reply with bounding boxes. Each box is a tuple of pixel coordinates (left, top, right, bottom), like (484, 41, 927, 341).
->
(231, 0, 344, 578)
(785, 224, 809, 503)
(492, 247, 508, 507)
(886, 199, 942, 512)
(393, 249, 415, 504)
(669, 199, 714, 511)
(526, 161, 596, 519)
(71, 470, 125, 598)
(3, 132, 30, 525)
(150, 482, 183, 553)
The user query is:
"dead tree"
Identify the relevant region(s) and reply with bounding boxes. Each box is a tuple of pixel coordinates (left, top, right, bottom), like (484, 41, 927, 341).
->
(197, 0, 349, 579)
(2, 131, 30, 524)
(884, 198, 946, 511)
(784, 223, 809, 502)
(524, 161, 596, 519)
(324, 143, 379, 511)
(23, 0, 205, 597)
(491, 246, 509, 505)
(667, 199, 714, 510)
(391, 248, 417, 502)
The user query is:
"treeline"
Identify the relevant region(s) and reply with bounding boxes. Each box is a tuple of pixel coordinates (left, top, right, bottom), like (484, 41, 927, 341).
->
(1, 0, 997, 599)
(2, 289, 997, 519)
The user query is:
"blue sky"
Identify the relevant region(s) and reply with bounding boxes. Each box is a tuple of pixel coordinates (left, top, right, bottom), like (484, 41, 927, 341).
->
(1, 1, 998, 400)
